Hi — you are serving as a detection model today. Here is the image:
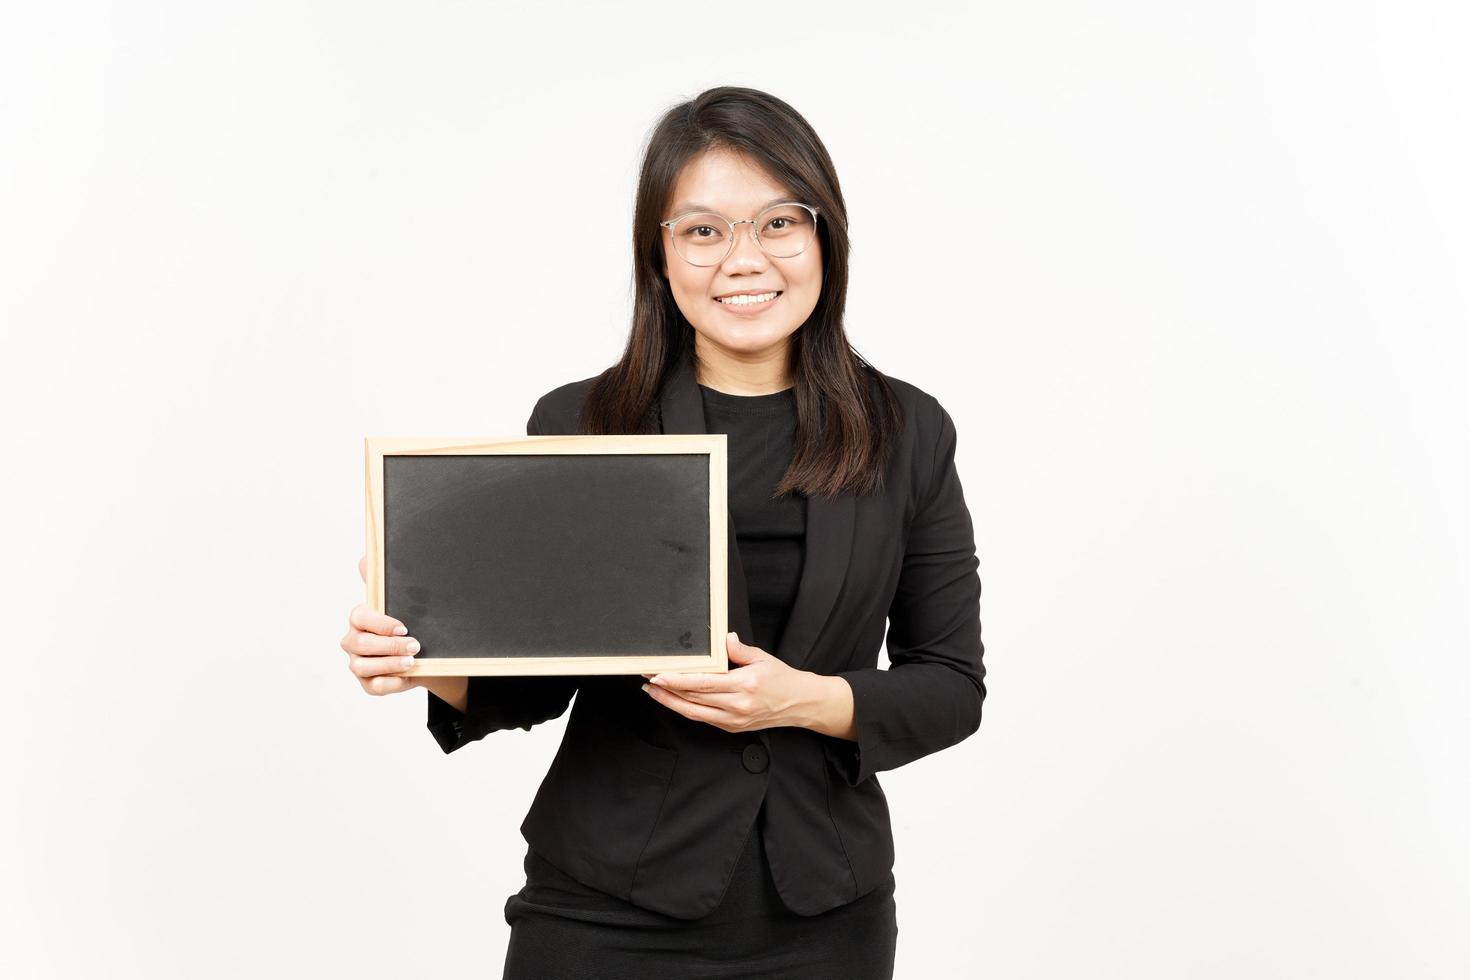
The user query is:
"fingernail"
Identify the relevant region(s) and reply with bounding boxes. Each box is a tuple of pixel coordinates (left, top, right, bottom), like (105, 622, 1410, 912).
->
(394, 624, 408, 636)
(727, 631, 737, 642)
(641, 684, 652, 694)
(406, 639, 421, 654)
(402, 657, 416, 669)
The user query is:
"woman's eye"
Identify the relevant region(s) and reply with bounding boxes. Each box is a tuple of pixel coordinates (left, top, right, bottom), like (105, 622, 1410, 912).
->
(687, 226, 719, 238)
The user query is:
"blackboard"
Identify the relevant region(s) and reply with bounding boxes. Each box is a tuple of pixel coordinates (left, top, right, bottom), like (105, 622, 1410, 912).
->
(364, 434, 729, 676)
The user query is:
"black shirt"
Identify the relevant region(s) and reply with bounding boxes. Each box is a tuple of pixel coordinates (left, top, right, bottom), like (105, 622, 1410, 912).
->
(698, 382, 806, 655)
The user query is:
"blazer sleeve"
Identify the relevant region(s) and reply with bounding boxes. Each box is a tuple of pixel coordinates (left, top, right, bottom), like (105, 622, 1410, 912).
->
(829, 399, 986, 786)
(426, 397, 581, 754)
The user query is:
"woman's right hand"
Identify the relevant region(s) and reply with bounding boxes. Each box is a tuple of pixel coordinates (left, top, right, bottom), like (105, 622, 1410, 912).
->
(342, 554, 421, 696)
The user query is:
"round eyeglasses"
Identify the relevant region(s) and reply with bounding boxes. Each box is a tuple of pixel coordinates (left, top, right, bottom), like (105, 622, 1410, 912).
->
(659, 202, 821, 267)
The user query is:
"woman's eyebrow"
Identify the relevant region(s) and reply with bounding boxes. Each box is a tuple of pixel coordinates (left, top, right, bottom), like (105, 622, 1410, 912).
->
(670, 196, 794, 214)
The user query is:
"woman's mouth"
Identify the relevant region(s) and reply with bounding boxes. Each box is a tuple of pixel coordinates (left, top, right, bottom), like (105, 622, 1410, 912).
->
(713, 290, 782, 315)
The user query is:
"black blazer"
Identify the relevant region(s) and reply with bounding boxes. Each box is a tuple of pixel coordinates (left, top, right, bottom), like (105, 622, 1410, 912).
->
(427, 351, 986, 919)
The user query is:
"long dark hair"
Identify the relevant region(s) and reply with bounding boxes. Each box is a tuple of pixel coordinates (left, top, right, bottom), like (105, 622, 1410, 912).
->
(580, 86, 903, 500)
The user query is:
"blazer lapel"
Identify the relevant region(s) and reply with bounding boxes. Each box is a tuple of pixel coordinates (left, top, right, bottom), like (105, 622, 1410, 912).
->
(656, 350, 855, 673)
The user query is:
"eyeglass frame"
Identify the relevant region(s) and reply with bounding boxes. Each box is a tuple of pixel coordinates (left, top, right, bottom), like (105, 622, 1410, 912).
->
(658, 201, 822, 266)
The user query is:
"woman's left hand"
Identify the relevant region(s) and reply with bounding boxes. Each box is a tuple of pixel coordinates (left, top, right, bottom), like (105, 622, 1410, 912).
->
(641, 632, 819, 734)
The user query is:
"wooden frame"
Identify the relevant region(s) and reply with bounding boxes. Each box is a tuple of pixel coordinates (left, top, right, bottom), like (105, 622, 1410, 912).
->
(364, 434, 729, 677)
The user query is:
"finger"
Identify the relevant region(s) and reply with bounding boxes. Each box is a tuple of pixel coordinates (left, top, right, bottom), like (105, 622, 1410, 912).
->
(360, 672, 421, 696)
(348, 602, 409, 637)
(654, 687, 746, 710)
(350, 651, 419, 679)
(642, 682, 731, 726)
(358, 554, 368, 583)
(341, 628, 421, 658)
(647, 672, 740, 694)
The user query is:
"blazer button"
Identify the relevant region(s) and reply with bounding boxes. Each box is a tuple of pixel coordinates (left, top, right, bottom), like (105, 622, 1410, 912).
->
(741, 742, 769, 773)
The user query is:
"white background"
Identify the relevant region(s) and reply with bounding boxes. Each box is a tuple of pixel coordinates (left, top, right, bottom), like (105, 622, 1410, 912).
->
(3, 2, 1467, 977)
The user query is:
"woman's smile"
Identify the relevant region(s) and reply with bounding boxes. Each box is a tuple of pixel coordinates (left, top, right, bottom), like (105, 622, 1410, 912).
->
(713, 289, 783, 315)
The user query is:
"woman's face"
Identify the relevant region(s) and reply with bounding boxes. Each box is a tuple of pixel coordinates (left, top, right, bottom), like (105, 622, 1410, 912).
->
(660, 148, 823, 371)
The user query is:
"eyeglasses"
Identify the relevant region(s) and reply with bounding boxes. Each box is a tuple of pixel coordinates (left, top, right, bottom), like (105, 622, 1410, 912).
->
(659, 202, 821, 267)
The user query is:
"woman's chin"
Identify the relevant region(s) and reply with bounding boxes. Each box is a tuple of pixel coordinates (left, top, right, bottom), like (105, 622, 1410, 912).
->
(694, 322, 799, 353)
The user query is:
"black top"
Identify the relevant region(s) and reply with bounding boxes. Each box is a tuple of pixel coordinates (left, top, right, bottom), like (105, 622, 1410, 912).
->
(512, 382, 809, 920)
(697, 383, 806, 655)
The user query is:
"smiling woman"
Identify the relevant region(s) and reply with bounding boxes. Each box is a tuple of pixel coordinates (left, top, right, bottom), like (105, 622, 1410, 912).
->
(367, 84, 986, 980)
(489, 87, 931, 980)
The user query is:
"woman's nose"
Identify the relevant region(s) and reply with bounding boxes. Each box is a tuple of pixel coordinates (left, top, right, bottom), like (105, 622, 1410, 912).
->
(724, 222, 767, 267)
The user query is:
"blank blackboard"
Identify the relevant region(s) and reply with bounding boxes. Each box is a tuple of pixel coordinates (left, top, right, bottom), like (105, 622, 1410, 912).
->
(364, 434, 729, 676)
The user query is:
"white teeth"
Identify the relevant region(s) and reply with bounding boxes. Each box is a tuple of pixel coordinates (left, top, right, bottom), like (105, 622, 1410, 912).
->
(716, 291, 779, 306)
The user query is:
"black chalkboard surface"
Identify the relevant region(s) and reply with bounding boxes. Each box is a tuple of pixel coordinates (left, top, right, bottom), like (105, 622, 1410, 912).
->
(364, 435, 729, 676)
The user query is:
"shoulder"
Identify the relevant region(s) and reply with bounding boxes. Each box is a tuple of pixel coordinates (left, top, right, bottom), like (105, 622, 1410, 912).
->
(863, 365, 952, 445)
(528, 372, 606, 434)
(861, 365, 962, 510)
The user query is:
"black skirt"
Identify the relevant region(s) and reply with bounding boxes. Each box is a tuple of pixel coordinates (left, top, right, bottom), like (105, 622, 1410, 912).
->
(501, 802, 898, 979)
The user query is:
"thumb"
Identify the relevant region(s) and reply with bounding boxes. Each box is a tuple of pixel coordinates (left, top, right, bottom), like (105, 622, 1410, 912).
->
(726, 631, 767, 663)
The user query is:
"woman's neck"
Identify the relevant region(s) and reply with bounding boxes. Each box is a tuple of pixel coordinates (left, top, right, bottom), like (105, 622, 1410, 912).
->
(693, 336, 793, 395)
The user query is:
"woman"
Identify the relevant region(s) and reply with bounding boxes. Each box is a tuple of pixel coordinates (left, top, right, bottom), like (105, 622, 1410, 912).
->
(340, 86, 986, 979)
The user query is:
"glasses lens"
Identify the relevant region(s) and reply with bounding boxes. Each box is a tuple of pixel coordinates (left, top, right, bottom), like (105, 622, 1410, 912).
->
(670, 212, 732, 266)
(756, 204, 817, 258)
